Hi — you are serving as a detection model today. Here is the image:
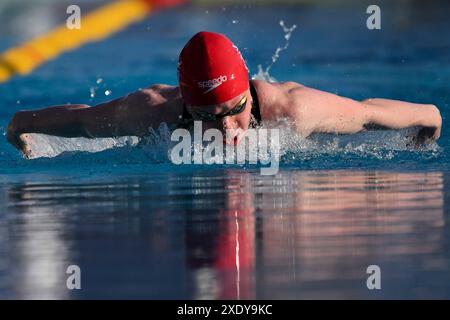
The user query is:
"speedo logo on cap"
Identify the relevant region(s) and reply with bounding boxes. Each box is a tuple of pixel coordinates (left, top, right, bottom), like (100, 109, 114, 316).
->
(198, 75, 228, 94)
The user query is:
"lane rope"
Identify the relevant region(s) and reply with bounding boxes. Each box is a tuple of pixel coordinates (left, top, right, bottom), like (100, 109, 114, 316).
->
(0, 0, 185, 84)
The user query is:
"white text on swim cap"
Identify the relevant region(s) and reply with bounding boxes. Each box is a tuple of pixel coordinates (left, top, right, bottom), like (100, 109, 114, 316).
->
(198, 75, 228, 94)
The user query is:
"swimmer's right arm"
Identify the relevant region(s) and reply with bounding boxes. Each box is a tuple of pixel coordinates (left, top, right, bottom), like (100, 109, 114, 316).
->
(7, 104, 92, 152)
(7, 90, 159, 153)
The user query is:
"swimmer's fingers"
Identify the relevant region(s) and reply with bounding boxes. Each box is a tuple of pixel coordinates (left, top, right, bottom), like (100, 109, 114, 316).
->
(6, 130, 32, 158)
(6, 114, 33, 158)
(18, 134, 33, 159)
(414, 126, 440, 146)
(432, 125, 441, 141)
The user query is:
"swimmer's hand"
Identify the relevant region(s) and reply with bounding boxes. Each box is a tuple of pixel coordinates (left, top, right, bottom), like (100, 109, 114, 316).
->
(414, 105, 442, 146)
(15, 134, 33, 159)
(6, 112, 33, 158)
(415, 126, 441, 145)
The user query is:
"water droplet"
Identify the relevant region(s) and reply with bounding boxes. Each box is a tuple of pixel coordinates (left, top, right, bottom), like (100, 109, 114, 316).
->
(232, 20, 238, 24)
(96, 78, 103, 84)
(105, 90, 112, 96)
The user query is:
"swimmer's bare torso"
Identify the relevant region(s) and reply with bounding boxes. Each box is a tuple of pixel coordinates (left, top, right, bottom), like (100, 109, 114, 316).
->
(7, 79, 442, 158)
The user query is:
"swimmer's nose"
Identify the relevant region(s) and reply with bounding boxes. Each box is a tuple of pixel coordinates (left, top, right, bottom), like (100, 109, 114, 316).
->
(222, 116, 237, 130)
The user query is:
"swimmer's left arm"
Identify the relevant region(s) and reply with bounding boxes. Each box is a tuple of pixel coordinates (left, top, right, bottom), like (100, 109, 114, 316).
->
(362, 98, 442, 142)
(289, 86, 373, 136)
(289, 86, 442, 142)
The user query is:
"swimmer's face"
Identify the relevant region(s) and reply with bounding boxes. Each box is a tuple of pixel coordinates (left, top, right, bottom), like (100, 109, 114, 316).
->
(187, 89, 252, 145)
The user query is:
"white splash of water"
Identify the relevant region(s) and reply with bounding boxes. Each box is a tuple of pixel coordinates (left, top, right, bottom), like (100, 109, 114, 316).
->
(252, 20, 297, 82)
(89, 78, 105, 99)
(262, 120, 440, 162)
(24, 134, 139, 159)
(21, 119, 440, 167)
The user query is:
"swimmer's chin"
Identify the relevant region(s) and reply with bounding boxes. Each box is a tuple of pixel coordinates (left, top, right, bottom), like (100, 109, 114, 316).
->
(223, 136, 239, 146)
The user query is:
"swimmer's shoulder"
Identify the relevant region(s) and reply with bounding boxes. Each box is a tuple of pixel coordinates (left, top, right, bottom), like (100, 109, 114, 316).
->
(120, 84, 183, 125)
(125, 84, 182, 109)
(135, 84, 181, 103)
(251, 79, 305, 95)
(250, 79, 306, 120)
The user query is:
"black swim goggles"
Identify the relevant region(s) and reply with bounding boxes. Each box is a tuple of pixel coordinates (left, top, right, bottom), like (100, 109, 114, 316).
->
(191, 95, 248, 122)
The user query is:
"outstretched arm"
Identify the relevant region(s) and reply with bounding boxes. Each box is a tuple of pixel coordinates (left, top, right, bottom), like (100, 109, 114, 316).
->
(362, 98, 442, 142)
(7, 97, 133, 152)
(291, 86, 442, 142)
(6, 86, 178, 155)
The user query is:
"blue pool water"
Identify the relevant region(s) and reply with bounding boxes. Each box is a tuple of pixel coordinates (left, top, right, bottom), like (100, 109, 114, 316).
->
(1, 1, 450, 299)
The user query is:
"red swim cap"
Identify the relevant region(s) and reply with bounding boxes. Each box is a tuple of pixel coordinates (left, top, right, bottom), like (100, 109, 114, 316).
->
(178, 31, 249, 106)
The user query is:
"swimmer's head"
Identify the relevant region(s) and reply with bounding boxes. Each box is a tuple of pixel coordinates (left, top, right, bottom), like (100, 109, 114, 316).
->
(178, 32, 251, 142)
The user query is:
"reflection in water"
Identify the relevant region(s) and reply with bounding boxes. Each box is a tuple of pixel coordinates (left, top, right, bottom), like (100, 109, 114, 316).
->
(254, 171, 446, 299)
(5, 182, 73, 299)
(0, 170, 448, 299)
(0, 189, 8, 299)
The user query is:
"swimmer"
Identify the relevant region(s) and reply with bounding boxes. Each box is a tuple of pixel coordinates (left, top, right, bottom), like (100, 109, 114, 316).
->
(7, 31, 442, 158)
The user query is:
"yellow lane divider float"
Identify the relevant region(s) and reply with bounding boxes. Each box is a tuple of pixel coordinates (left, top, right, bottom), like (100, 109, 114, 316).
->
(0, 0, 186, 84)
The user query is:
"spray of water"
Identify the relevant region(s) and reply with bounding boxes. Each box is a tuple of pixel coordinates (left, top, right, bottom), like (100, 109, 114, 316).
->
(253, 20, 297, 82)
(23, 133, 139, 159)
(21, 120, 439, 167)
